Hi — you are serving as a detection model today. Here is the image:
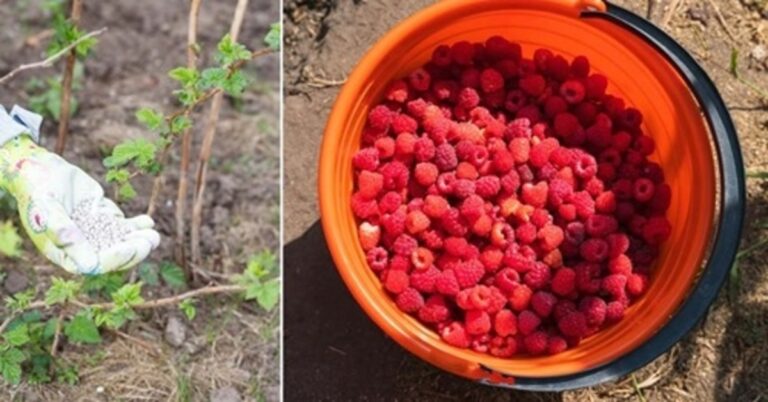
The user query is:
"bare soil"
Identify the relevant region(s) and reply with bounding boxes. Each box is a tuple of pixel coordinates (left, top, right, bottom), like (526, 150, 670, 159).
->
(284, 0, 768, 400)
(0, 0, 279, 401)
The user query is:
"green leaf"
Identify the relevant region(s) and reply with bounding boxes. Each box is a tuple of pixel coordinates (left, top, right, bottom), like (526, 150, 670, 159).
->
(64, 313, 102, 344)
(118, 182, 137, 200)
(730, 48, 739, 78)
(0, 221, 22, 257)
(222, 70, 249, 96)
(0, 347, 25, 384)
(82, 272, 126, 295)
(2, 323, 30, 346)
(248, 279, 279, 311)
(106, 168, 130, 183)
(179, 299, 196, 321)
(264, 23, 281, 51)
(135, 107, 165, 131)
(103, 139, 157, 169)
(45, 277, 81, 305)
(170, 115, 192, 134)
(168, 67, 199, 86)
(111, 283, 144, 308)
(199, 67, 228, 89)
(216, 34, 252, 65)
(247, 250, 277, 278)
(137, 263, 159, 286)
(160, 263, 186, 290)
(5, 289, 34, 311)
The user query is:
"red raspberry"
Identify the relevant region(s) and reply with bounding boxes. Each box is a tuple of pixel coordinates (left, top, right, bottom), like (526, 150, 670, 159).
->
(569, 191, 595, 219)
(379, 191, 403, 214)
(558, 311, 588, 338)
(411, 247, 435, 271)
(474, 176, 500, 198)
(621, 108, 644, 129)
(533, 48, 553, 71)
(435, 269, 460, 296)
(486, 36, 520, 60)
(633, 178, 655, 202)
(414, 163, 439, 186)
(433, 80, 458, 101)
(547, 336, 568, 354)
(538, 224, 564, 251)
(519, 74, 546, 97)
(585, 214, 618, 238)
(384, 269, 409, 294)
(393, 114, 418, 135)
(452, 179, 476, 199)
(357, 170, 383, 199)
(514, 223, 537, 245)
(579, 296, 607, 327)
(626, 273, 649, 297)
(409, 265, 438, 292)
(353, 147, 379, 171)
(465, 310, 492, 335)
(385, 79, 409, 103)
(359, 222, 381, 251)
(559, 80, 586, 104)
(508, 137, 530, 163)
(570, 55, 590, 77)
(492, 149, 515, 174)
(413, 137, 436, 162)
(389, 255, 410, 271)
(542, 249, 563, 269)
(553, 113, 580, 138)
(418, 295, 450, 323)
(396, 287, 424, 313)
(575, 263, 601, 294)
(553, 299, 577, 322)
(585, 74, 608, 99)
(580, 238, 609, 262)
(480, 68, 504, 93)
(423, 195, 449, 218)
(471, 214, 493, 237)
(544, 96, 568, 118)
(494, 309, 518, 336)
(351, 193, 378, 219)
(408, 68, 431, 91)
(489, 336, 518, 357)
(453, 259, 484, 289)
(531, 291, 557, 318)
(601, 274, 628, 299)
(531, 208, 552, 228)
(551, 267, 576, 296)
(441, 322, 470, 348)
(546, 55, 570, 81)
(366, 247, 388, 271)
(406, 98, 428, 119)
(456, 88, 480, 110)
(455, 161, 479, 180)
(517, 310, 541, 335)
(524, 263, 551, 290)
(649, 183, 671, 212)
(642, 216, 671, 245)
(434, 143, 458, 171)
(380, 161, 409, 190)
(605, 300, 625, 322)
(368, 105, 393, 132)
(440, 208, 467, 237)
(523, 331, 549, 355)
(405, 210, 430, 234)
(608, 254, 633, 276)
(558, 204, 577, 221)
(509, 285, 533, 311)
(374, 137, 396, 159)
(529, 138, 558, 168)
(393, 234, 418, 256)
(494, 268, 521, 293)
(381, 209, 406, 237)
(521, 181, 549, 208)
(459, 195, 485, 223)
(431, 45, 452, 66)
(460, 68, 481, 88)
(450, 41, 475, 65)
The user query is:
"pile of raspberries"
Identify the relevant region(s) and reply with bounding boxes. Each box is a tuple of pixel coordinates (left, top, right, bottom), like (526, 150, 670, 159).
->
(351, 36, 672, 357)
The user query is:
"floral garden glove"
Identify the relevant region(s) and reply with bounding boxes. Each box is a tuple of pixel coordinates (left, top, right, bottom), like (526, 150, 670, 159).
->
(0, 105, 160, 275)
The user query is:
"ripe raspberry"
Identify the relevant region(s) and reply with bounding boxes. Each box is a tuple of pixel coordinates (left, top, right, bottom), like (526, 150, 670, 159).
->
(531, 291, 557, 318)
(554, 113, 580, 138)
(440, 208, 468, 237)
(385, 79, 409, 103)
(585, 214, 618, 238)
(381, 209, 406, 237)
(579, 296, 607, 327)
(524, 263, 551, 290)
(549, 268, 577, 299)
(558, 311, 588, 338)
(413, 137, 436, 162)
(608, 254, 633, 276)
(474, 176, 501, 198)
(504, 90, 527, 113)
(450, 41, 475, 65)
(435, 269, 460, 296)
(546, 55, 570, 81)
(560, 80, 586, 104)
(359, 222, 381, 251)
(626, 273, 649, 297)
(384, 269, 409, 294)
(422, 195, 449, 218)
(547, 336, 568, 354)
(523, 331, 549, 355)
(480, 68, 504, 93)
(538, 224, 564, 251)
(518, 310, 541, 335)
(486, 36, 520, 60)
(454, 259, 485, 289)
(633, 178, 655, 202)
(389, 254, 411, 271)
(455, 162, 479, 180)
(494, 309, 518, 336)
(366, 247, 388, 271)
(396, 287, 425, 313)
(393, 234, 418, 256)
(585, 74, 608, 99)
(509, 285, 533, 311)
(492, 149, 515, 174)
(357, 170, 383, 199)
(368, 105, 393, 132)
(580, 238, 609, 262)
(601, 274, 628, 299)
(643, 216, 671, 245)
(519, 74, 546, 96)
(544, 96, 568, 118)
(434, 143, 458, 171)
(529, 138, 558, 168)
(459, 195, 485, 223)
(408, 68, 432, 91)
(374, 137, 396, 160)
(418, 295, 450, 323)
(405, 210, 430, 235)
(441, 322, 470, 348)
(351, 193, 378, 219)
(379, 191, 403, 214)
(521, 181, 549, 208)
(575, 263, 602, 294)
(353, 147, 380, 171)
(411, 247, 435, 271)
(605, 300, 625, 322)
(414, 163, 439, 187)
(569, 191, 595, 219)
(465, 310, 492, 335)
(456, 87, 481, 110)
(431, 45, 452, 66)
(508, 137, 530, 163)
(380, 161, 410, 190)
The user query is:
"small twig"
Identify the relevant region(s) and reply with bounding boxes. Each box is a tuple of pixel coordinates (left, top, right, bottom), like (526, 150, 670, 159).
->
(24, 29, 54, 48)
(646, 0, 656, 20)
(0, 27, 106, 86)
(105, 328, 161, 356)
(190, 0, 250, 263)
(78, 284, 244, 310)
(55, 0, 85, 155)
(175, 0, 203, 272)
(704, 0, 737, 44)
(50, 311, 65, 357)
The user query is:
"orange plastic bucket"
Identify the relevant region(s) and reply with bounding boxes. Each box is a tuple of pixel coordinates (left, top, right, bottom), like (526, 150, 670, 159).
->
(318, 0, 745, 390)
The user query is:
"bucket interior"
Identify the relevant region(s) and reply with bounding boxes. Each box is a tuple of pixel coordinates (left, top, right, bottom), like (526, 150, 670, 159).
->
(319, 0, 718, 380)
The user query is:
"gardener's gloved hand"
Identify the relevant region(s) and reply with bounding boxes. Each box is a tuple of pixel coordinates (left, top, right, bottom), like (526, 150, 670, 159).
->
(0, 105, 160, 275)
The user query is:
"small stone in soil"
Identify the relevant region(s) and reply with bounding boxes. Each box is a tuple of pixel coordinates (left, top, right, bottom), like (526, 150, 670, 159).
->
(164, 316, 187, 347)
(70, 199, 131, 252)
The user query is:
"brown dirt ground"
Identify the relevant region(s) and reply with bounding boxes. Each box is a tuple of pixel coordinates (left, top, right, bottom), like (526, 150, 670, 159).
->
(284, 0, 768, 401)
(0, 0, 279, 401)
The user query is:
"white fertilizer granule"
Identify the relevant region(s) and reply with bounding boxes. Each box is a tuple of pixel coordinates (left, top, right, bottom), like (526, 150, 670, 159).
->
(70, 199, 130, 251)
